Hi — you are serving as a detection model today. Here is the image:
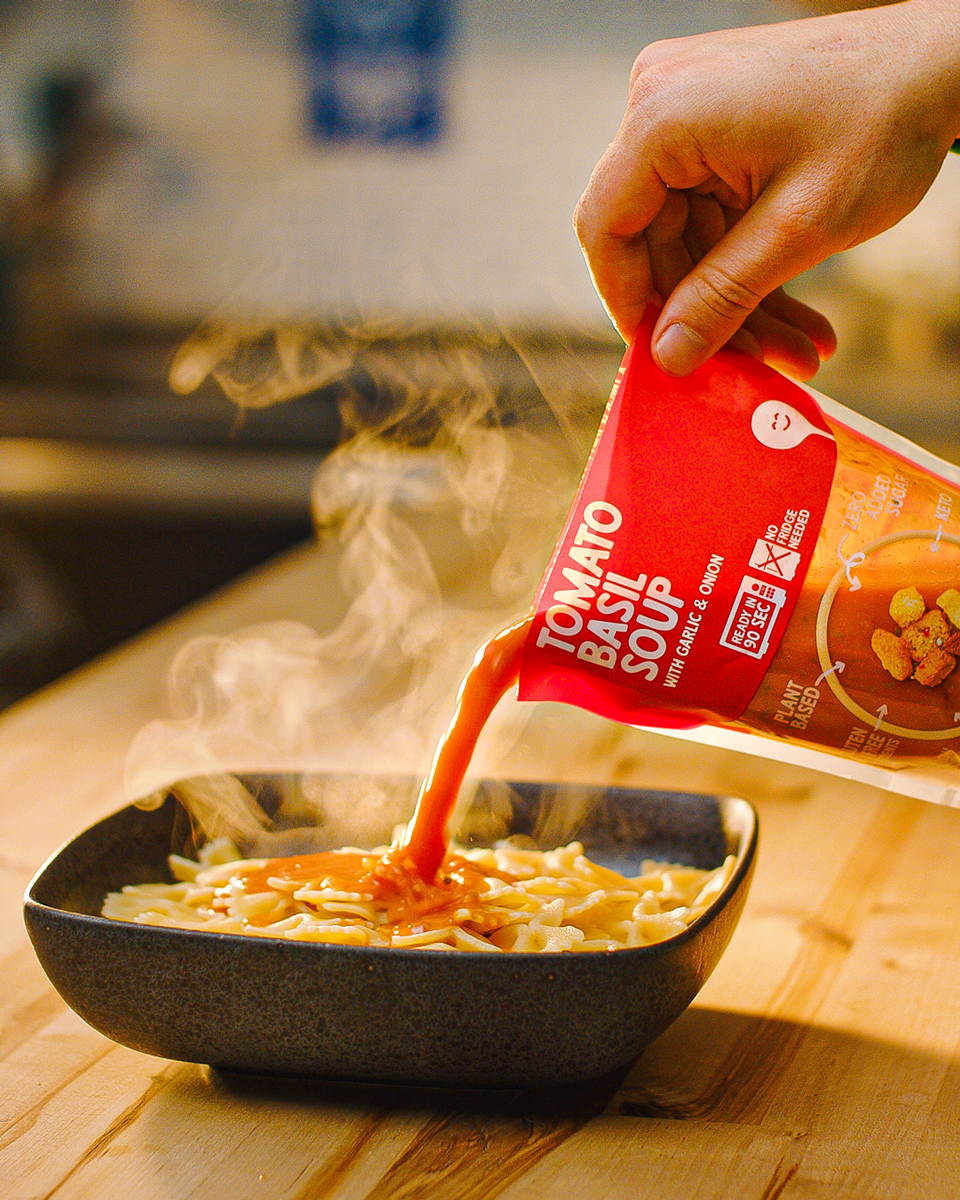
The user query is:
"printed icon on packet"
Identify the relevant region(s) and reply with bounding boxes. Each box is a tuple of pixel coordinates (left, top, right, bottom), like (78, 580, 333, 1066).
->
(750, 400, 836, 451)
(749, 539, 802, 581)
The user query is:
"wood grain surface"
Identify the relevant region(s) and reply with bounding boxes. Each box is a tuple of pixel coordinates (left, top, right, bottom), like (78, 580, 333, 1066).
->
(4, 542, 960, 1198)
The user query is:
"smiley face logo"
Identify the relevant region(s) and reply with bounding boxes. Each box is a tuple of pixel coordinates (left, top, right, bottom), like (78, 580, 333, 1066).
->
(770, 408, 791, 432)
(751, 400, 834, 450)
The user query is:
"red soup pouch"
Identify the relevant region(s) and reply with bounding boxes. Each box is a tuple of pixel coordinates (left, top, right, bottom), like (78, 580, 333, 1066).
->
(519, 310, 960, 806)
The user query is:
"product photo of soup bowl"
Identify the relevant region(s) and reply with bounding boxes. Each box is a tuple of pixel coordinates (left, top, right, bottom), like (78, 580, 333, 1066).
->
(24, 776, 757, 1087)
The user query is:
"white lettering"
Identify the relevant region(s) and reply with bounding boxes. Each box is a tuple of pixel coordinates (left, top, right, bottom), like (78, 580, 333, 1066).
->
(546, 606, 583, 637)
(577, 642, 616, 668)
(584, 501, 622, 531)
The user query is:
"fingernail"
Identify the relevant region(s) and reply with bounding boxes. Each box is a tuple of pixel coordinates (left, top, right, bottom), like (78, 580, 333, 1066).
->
(654, 323, 707, 376)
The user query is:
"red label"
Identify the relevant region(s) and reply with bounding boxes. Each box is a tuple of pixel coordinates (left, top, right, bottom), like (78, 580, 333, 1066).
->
(518, 318, 837, 729)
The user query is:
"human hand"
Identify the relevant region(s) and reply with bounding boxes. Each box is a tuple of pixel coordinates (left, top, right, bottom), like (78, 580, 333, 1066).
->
(575, 0, 960, 379)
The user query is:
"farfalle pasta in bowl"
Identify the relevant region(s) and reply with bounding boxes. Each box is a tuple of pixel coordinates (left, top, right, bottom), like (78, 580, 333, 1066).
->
(25, 775, 756, 1087)
(101, 828, 735, 955)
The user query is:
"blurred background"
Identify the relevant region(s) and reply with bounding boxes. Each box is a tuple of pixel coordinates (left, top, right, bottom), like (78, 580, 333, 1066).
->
(0, 0, 956, 709)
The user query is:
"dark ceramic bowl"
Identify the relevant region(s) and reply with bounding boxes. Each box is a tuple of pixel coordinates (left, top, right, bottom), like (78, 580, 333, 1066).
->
(24, 777, 757, 1087)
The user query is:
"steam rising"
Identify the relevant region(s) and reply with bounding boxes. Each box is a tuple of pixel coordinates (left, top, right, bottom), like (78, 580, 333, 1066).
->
(128, 318, 618, 855)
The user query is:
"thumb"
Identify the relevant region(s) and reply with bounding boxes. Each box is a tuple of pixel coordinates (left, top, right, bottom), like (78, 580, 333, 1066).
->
(651, 184, 826, 375)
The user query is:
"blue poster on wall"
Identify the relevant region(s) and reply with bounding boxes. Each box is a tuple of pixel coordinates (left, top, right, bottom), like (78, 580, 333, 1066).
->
(302, 0, 455, 145)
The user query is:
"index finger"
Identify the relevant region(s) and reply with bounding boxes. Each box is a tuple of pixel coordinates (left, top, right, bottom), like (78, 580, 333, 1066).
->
(574, 141, 670, 342)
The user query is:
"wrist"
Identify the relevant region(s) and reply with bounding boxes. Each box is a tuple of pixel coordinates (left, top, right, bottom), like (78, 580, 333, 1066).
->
(901, 0, 960, 149)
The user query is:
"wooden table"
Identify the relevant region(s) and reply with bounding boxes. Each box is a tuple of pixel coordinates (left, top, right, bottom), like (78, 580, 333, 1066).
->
(4, 540, 960, 1198)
